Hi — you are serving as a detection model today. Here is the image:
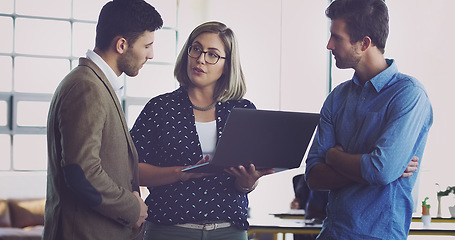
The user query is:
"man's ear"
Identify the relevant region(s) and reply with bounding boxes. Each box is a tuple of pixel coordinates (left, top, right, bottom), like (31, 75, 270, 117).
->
(115, 37, 128, 54)
(361, 36, 372, 51)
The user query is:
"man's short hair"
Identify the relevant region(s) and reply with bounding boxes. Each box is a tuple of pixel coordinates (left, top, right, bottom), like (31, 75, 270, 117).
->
(326, 0, 389, 54)
(95, 0, 163, 51)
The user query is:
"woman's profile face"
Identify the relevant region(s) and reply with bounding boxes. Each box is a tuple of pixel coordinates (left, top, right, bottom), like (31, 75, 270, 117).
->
(186, 32, 226, 90)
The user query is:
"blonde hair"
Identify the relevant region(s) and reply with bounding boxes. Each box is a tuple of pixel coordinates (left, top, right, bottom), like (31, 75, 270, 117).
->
(174, 21, 247, 102)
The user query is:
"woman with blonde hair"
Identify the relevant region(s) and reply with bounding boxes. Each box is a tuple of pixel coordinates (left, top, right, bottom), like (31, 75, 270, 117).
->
(131, 21, 274, 240)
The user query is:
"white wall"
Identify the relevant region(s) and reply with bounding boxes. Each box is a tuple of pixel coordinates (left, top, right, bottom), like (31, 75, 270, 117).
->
(0, 172, 47, 199)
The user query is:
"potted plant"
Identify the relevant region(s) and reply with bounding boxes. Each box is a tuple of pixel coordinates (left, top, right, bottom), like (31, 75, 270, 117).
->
(422, 197, 431, 215)
(436, 186, 455, 218)
(421, 197, 431, 226)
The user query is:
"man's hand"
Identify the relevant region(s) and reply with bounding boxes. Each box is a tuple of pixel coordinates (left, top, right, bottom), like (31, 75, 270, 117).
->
(401, 156, 419, 178)
(133, 191, 148, 229)
(290, 198, 300, 209)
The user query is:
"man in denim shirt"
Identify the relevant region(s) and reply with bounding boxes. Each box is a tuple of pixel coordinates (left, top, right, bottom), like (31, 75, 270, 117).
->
(305, 0, 433, 239)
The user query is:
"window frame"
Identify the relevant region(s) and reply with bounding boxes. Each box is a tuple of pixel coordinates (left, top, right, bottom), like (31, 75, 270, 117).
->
(0, 0, 178, 172)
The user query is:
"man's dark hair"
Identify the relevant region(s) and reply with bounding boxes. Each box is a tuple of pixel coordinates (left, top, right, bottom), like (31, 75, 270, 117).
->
(95, 0, 163, 51)
(326, 0, 389, 54)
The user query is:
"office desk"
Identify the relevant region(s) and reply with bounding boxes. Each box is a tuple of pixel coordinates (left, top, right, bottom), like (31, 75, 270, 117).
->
(247, 218, 455, 240)
(412, 217, 455, 223)
(248, 218, 320, 240)
(408, 222, 455, 236)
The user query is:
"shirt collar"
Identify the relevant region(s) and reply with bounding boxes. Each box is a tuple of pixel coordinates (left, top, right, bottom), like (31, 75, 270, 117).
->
(352, 59, 398, 92)
(86, 49, 124, 94)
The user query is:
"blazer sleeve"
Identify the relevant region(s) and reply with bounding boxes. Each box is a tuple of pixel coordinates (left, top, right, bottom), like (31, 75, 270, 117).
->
(57, 75, 140, 228)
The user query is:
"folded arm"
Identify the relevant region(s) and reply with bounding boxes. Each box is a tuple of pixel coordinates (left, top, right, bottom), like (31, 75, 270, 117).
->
(306, 83, 430, 190)
(306, 163, 355, 191)
(325, 146, 367, 184)
(307, 146, 419, 191)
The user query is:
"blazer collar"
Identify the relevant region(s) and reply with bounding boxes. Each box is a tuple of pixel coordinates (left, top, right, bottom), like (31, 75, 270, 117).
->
(86, 49, 124, 100)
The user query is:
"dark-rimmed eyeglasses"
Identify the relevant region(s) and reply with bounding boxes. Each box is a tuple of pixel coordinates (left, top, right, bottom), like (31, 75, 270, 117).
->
(188, 45, 226, 64)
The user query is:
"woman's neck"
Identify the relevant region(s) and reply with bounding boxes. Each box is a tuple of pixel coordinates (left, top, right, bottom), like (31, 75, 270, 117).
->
(188, 87, 215, 107)
(188, 87, 217, 122)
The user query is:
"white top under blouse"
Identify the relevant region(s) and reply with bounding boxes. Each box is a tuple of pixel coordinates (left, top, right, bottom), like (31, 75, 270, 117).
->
(195, 120, 217, 158)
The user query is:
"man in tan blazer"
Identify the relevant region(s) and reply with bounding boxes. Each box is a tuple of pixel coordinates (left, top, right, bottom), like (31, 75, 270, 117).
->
(43, 1, 162, 239)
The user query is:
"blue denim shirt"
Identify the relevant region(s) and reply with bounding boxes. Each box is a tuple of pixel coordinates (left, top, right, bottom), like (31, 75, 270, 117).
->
(130, 87, 255, 230)
(305, 59, 433, 239)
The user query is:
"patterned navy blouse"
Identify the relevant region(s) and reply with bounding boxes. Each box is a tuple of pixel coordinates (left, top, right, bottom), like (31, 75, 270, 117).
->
(130, 87, 256, 230)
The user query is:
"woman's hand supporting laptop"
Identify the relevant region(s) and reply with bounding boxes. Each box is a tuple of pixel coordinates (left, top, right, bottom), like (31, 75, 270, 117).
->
(225, 164, 275, 193)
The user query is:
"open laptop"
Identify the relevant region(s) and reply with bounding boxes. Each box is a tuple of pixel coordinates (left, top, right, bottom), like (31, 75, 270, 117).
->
(181, 108, 320, 173)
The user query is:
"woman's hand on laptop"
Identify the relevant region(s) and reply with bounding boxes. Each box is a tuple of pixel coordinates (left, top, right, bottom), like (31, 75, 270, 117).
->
(225, 164, 275, 193)
(178, 155, 213, 181)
